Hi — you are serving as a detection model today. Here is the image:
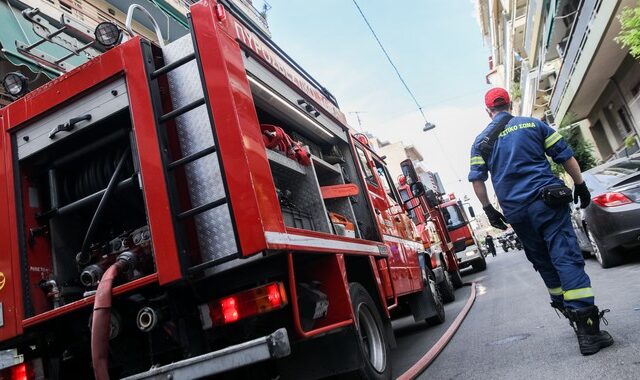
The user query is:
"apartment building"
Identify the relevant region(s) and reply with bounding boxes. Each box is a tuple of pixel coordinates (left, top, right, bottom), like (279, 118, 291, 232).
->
(477, 0, 640, 161)
(0, 0, 270, 106)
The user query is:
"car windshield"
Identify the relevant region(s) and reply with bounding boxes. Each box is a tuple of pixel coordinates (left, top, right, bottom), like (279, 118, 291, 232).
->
(592, 159, 640, 186)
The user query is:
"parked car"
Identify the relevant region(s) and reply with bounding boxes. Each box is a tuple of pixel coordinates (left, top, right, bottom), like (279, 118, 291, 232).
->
(570, 206, 593, 257)
(576, 154, 640, 268)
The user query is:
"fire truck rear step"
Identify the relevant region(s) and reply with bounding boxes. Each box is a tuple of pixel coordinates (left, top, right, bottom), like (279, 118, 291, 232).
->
(122, 328, 290, 380)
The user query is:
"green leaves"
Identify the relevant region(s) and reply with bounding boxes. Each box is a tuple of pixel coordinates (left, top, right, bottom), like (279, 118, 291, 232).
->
(616, 1, 640, 59)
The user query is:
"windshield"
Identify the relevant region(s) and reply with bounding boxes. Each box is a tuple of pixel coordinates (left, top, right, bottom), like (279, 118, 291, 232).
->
(442, 204, 465, 230)
(592, 159, 640, 186)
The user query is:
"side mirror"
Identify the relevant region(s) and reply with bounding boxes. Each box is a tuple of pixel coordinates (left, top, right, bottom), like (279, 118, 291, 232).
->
(410, 182, 425, 197)
(425, 189, 438, 208)
(468, 206, 475, 218)
(400, 159, 419, 184)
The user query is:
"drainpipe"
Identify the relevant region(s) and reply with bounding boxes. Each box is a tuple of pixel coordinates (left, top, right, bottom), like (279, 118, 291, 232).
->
(610, 76, 640, 137)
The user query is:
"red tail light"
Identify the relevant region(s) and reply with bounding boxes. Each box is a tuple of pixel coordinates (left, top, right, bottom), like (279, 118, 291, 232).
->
(592, 192, 632, 207)
(430, 254, 438, 269)
(206, 282, 288, 326)
(11, 363, 27, 380)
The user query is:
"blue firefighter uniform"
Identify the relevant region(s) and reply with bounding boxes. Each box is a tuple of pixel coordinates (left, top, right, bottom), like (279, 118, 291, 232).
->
(468, 112, 594, 309)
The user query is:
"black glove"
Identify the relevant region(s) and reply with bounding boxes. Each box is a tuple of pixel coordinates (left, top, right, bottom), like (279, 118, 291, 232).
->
(574, 181, 591, 209)
(483, 205, 508, 230)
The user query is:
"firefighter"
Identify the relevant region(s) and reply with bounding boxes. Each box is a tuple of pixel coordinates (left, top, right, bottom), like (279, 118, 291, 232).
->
(468, 88, 613, 355)
(485, 234, 496, 257)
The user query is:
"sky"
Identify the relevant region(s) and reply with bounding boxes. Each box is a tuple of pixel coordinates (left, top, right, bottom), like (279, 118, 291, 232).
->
(257, 0, 496, 210)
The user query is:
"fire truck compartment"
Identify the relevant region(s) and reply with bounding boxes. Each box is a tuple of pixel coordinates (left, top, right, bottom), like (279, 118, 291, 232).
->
(12, 79, 156, 317)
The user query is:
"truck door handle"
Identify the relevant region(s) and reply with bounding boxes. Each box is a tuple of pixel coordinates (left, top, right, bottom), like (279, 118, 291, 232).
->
(49, 114, 92, 139)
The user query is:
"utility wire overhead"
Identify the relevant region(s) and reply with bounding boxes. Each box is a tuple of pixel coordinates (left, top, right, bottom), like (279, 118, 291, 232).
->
(351, 0, 462, 182)
(350, 0, 429, 124)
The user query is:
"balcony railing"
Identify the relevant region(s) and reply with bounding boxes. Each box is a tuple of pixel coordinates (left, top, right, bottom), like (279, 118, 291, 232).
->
(549, 0, 601, 115)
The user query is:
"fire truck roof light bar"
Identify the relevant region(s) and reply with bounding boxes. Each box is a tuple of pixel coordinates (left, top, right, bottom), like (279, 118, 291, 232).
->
(247, 76, 335, 138)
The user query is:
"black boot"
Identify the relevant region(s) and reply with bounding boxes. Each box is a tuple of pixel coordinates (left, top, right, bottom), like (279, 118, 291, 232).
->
(568, 305, 613, 355)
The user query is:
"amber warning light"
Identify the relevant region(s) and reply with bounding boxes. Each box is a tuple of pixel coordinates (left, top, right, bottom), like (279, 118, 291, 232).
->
(199, 282, 288, 328)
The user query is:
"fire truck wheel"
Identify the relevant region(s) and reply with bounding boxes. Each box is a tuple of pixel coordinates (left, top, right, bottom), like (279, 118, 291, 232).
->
(472, 256, 487, 272)
(437, 270, 456, 303)
(349, 282, 391, 380)
(450, 269, 464, 289)
(425, 268, 446, 326)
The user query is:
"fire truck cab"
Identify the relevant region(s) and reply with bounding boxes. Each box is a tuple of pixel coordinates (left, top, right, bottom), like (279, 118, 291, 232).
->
(439, 198, 486, 272)
(0, 1, 445, 379)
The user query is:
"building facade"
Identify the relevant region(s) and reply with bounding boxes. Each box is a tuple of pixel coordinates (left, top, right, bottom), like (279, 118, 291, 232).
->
(477, 0, 640, 162)
(0, 0, 270, 106)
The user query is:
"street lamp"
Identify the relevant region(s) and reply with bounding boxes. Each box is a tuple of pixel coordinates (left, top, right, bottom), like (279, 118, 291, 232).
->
(423, 121, 436, 132)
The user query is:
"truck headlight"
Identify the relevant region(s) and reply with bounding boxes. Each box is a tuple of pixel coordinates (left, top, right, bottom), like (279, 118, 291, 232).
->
(2, 72, 28, 97)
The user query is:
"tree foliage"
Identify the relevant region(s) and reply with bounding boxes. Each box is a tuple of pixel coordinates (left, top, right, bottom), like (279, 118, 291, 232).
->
(550, 114, 599, 177)
(616, 1, 640, 58)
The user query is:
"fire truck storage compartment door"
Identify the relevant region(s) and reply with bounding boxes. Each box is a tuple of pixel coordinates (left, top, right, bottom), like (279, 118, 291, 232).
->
(242, 54, 347, 144)
(15, 78, 128, 160)
(162, 34, 238, 262)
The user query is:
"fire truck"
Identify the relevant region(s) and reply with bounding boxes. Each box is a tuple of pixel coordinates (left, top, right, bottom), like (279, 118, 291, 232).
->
(0, 1, 447, 378)
(438, 196, 486, 272)
(396, 161, 466, 304)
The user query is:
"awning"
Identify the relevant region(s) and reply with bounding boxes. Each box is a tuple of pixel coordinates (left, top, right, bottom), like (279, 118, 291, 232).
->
(0, 1, 65, 79)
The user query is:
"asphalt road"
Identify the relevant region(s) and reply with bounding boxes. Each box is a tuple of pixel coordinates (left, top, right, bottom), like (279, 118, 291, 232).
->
(391, 249, 640, 380)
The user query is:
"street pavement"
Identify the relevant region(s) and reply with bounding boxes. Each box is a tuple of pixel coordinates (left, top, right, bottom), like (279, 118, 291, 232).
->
(391, 249, 640, 380)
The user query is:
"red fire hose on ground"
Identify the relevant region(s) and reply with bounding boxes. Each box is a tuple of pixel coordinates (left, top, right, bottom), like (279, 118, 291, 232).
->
(397, 282, 478, 380)
(91, 253, 135, 380)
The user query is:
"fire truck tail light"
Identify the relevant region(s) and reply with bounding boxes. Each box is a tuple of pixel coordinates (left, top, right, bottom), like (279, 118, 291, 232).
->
(0, 361, 36, 380)
(208, 282, 288, 326)
(11, 363, 27, 380)
(592, 192, 632, 207)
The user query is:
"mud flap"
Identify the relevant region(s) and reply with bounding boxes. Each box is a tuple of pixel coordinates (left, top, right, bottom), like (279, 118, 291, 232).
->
(408, 284, 439, 321)
(277, 327, 363, 380)
(432, 266, 445, 285)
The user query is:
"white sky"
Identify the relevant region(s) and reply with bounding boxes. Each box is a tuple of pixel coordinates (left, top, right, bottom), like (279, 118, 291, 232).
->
(263, 0, 499, 212)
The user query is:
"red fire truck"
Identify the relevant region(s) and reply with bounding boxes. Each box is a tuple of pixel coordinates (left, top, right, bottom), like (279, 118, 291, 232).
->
(0, 1, 447, 379)
(396, 161, 466, 303)
(439, 196, 486, 272)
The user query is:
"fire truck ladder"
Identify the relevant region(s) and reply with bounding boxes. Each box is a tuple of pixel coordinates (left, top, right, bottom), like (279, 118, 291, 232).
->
(140, 19, 238, 271)
(15, 8, 103, 73)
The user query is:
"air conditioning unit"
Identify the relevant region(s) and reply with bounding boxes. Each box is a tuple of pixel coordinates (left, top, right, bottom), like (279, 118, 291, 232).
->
(544, 110, 556, 125)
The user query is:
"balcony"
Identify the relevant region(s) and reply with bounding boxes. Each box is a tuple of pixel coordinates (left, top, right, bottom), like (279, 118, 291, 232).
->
(549, 0, 633, 123)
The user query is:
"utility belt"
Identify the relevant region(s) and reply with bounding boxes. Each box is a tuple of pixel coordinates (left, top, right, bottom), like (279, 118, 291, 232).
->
(539, 184, 573, 207)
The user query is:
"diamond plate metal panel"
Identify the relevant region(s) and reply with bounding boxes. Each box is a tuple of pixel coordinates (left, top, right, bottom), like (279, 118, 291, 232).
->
(163, 35, 237, 261)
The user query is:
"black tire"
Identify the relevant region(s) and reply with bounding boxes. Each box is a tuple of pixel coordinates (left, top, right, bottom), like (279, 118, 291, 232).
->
(437, 270, 456, 303)
(472, 256, 487, 271)
(587, 228, 623, 268)
(425, 268, 445, 326)
(450, 269, 464, 289)
(349, 283, 391, 380)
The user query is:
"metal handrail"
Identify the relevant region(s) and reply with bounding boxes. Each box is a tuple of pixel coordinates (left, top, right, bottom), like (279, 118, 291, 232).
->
(125, 4, 165, 47)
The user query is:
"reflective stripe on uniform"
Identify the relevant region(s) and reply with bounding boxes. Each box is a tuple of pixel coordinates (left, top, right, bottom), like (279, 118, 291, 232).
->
(563, 287, 594, 300)
(544, 131, 562, 149)
(548, 287, 564, 296)
(470, 156, 485, 165)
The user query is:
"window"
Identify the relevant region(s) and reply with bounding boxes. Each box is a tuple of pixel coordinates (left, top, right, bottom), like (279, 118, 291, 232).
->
(442, 205, 465, 230)
(374, 161, 399, 203)
(356, 147, 376, 186)
(592, 159, 640, 186)
(617, 108, 633, 134)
